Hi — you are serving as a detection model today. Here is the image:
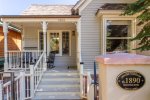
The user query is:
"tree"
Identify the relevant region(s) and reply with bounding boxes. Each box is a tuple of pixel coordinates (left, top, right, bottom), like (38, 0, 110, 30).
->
(123, 0, 150, 51)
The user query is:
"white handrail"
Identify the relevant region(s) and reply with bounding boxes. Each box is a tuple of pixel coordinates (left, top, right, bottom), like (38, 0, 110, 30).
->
(2, 71, 25, 100)
(87, 72, 94, 100)
(30, 52, 45, 98)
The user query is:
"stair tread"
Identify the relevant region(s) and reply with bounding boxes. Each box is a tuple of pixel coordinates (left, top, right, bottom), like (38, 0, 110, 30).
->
(36, 87, 80, 92)
(34, 70, 81, 100)
(38, 84, 79, 88)
(40, 81, 80, 84)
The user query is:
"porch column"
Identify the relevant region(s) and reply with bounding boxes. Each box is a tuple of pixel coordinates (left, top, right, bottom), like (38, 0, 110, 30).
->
(42, 21, 48, 69)
(3, 22, 9, 71)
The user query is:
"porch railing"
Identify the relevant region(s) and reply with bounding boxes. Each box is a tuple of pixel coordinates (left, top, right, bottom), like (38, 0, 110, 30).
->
(81, 62, 99, 100)
(30, 52, 45, 98)
(87, 72, 94, 100)
(1, 51, 46, 99)
(7, 50, 43, 71)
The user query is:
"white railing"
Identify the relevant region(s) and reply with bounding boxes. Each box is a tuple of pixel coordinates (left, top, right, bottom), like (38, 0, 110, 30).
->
(87, 72, 94, 100)
(7, 50, 43, 70)
(1, 72, 32, 100)
(30, 52, 45, 98)
(0, 52, 46, 100)
(80, 63, 88, 98)
(2, 71, 25, 100)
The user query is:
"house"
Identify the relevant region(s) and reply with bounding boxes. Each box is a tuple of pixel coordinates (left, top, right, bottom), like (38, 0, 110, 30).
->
(0, 0, 149, 100)
(0, 22, 21, 68)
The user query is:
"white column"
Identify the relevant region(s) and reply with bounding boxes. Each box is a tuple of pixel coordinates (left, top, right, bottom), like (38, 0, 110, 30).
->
(42, 21, 48, 70)
(3, 22, 9, 71)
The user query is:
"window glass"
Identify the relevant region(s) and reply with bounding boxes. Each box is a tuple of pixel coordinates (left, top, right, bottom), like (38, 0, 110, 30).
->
(106, 20, 131, 52)
(62, 31, 70, 55)
(39, 32, 43, 50)
(50, 32, 59, 54)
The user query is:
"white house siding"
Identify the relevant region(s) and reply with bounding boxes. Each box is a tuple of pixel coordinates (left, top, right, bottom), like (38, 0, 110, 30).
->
(80, 0, 137, 70)
(23, 23, 77, 67)
(80, 0, 101, 70)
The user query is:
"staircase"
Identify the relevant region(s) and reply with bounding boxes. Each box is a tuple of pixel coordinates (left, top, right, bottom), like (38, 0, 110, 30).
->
(33, 69, 81, 100)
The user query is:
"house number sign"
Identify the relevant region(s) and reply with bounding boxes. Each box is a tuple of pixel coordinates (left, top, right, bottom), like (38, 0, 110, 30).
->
(116, 70, 145, 90)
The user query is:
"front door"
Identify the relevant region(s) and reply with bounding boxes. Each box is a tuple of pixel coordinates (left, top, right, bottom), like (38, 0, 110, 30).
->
(48, 31, 61, 56)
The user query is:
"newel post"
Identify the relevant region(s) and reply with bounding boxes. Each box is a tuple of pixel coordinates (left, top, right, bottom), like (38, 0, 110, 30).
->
(30, 65, 34, 98)
(3, 22, 9, 71)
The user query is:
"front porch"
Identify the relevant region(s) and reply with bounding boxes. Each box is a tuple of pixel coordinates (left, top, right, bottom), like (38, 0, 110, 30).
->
(0, 15, 95, 100)
(1, 15, 81, 71)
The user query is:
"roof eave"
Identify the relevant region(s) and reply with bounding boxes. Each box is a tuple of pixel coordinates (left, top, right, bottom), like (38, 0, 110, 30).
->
(0, 15, 81, 23)
(0, 15, 81, 18)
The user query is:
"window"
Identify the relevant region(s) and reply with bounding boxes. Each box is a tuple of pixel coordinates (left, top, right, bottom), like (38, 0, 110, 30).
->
(49, 31, 71, 56)
(50, 32, 60, 54)
(39, 32, 43, 50)
(106, 20, 132, 52)
(39, 32, 47, 51)
(62, 31, 70, 55)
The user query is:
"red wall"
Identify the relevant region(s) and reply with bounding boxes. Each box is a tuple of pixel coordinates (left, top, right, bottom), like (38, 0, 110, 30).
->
(0, 26, 22, 57)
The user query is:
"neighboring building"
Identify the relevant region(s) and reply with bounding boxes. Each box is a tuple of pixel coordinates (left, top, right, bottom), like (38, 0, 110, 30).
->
(0, 22, 21, 66)
(0, 0, 149, 99)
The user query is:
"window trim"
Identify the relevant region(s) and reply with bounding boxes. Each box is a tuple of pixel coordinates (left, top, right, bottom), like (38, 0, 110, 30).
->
(101, 17, 137, 54)
(38, 30, 72, 56)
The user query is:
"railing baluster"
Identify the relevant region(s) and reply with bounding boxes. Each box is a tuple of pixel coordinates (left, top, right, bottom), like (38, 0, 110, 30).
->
(6, 86, 9, 100)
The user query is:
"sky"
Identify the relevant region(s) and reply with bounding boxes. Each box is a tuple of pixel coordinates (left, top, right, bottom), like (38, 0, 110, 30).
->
(0, 0, 78, 15)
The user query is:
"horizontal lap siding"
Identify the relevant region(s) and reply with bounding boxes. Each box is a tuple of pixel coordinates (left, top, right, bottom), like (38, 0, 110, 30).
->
(81, 0, 102, 70)
(0, 27, 21, 58)
(80, 0, 138, 70)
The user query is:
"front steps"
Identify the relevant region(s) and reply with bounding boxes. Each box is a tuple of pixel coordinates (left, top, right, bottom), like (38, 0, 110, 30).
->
(33, 69, 81, 100)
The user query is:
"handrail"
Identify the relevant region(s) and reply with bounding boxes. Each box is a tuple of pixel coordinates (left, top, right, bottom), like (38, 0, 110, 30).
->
(34, 52, 44, 70)
(30, 51, 45, 98)
(8, 50, 43, 53)
(87, 72, 94, 100)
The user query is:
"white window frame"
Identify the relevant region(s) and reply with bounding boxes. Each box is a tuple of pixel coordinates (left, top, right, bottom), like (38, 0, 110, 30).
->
(38, 30, 71, 56)
(101, 16, 137, 54)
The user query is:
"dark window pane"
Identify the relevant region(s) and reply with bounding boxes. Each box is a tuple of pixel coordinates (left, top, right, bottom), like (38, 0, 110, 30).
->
(39, 32, 43, 50)
(62, 32, 69, 55)
(106, 39, 128, 52)
(107, 25, 128, 37)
